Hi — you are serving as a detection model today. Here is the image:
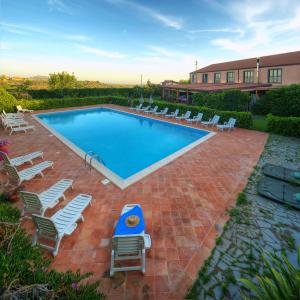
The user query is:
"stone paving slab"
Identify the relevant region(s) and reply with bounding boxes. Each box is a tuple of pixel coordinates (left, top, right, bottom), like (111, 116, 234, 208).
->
(0, 105, 267, 299)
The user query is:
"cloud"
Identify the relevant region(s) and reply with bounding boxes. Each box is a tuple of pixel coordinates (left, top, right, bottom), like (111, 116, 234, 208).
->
(64, 35, 91, 42)
(105, 0, 182, 29)
(0, 42, 12, 50)
(147, 46, 176, 57)
(47, 0, 74, 14)
(208, 0, 300, 56)
(77, 45, 126, 59)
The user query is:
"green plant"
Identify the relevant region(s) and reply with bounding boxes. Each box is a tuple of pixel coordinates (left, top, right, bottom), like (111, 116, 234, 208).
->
(48, 72, 77, 90)
(0, 87, 17, 112)
(267, 114, 300, 137)
(239, 245, 300, 300)
(0, 201, 105, 299)
(236, 193, 248, 206)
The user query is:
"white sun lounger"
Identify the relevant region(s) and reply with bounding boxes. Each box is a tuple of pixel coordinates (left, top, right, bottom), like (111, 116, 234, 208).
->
(16, 105, 33, 113)
(0, 150, 43, 167)
(176, 111, 191, 121)
(186, 112, 203, 123)
(136, 105, 150, 112)
(32, 194, 92, 256)
(144, 106, 158, 114)
(165, 109, 179, 118)
(4, 161, 53, 186)
(21, 179, 74, 217)
(2, 110, 23, 118)
(201, 115, 220, 126)
(9, 125, 35, 135)
(130, 104, 142, 111)
(154, 107, 168, 116)
(110, 204, 151, 276)
(217, 118, 236, 131)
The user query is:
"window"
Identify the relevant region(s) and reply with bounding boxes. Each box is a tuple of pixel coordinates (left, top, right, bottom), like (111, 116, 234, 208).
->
(191, 74, 195, 83)
(268, 68, 282, 83)
(202, 73, 208, 83)
(243, 70, 254, 83)
(214, 72, 221, 83)
(227, 71, 235, 83)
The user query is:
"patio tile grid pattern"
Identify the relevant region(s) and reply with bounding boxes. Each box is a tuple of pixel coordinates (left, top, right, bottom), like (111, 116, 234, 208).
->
(0, 105, 268, 299)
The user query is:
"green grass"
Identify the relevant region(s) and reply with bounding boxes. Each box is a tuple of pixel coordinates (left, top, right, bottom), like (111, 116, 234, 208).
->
(252, 115, 268, 132)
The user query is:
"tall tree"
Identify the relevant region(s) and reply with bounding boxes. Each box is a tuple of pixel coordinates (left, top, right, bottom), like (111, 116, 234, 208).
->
(48, 71, 77, 89)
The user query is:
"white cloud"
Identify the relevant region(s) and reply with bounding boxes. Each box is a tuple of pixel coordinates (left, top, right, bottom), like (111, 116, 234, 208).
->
(64, 35, 91, 41)
(0, 42, 12, 50)
(77, 45, 126, 59)
(47, 0, 74, 14)
(147, 46, 177, 57)
(209, 0, 300, 56)
(105, 0, 182, 29)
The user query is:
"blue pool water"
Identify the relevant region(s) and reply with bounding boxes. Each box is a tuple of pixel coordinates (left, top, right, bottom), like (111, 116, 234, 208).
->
(37, 108, 210, 179)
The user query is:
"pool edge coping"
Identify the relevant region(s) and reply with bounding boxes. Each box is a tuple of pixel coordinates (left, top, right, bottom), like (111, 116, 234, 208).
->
(33, 105, 216, 190)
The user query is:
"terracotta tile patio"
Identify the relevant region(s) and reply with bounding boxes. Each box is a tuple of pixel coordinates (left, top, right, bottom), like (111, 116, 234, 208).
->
(1, 105, 268, 299)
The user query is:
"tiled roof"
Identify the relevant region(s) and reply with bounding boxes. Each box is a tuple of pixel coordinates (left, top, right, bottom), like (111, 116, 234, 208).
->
(192, 50, 300, 73)
(163, 82, 272, 92)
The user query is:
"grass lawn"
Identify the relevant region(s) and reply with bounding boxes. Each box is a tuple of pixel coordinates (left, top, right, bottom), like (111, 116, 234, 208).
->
(252, 115, 268, 132)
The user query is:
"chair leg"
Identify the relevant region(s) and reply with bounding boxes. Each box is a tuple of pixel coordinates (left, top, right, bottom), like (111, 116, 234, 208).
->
(32, 231, 38, 245)
(53, 237, 61, 256)
(142, 249, 146, 274)
(110, 250, 115, 277)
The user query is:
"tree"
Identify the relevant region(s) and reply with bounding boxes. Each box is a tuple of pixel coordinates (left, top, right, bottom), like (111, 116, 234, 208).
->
(178, 79, 190, 84)
(48, 71, 77, 90)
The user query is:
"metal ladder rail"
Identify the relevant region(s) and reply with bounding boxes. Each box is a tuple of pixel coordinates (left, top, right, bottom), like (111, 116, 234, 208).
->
(84, 151, 106, 172)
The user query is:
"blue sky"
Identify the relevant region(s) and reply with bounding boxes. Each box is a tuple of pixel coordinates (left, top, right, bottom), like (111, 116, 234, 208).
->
(1, 0, 300, 83)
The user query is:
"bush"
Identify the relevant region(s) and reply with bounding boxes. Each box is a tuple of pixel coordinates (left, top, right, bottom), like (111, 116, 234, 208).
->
(0, 87, 17, 112)
(0, 200, 104, 299)
(192, 90, 250, 112)
(267, 114, 300, 137)
(252, 84, 300, 117)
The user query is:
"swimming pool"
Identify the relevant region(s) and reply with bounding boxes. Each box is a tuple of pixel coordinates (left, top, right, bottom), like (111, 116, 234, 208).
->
(35, 107, 215, 189)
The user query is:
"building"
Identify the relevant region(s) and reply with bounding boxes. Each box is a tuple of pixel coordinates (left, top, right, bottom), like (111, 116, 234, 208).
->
(162, 50, 300, 102)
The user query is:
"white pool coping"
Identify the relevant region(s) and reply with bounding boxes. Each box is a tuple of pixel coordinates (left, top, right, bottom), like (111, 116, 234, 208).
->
(33, 106, 216, 190)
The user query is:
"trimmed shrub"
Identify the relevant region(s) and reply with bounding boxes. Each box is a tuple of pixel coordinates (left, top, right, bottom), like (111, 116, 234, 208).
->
(252, 84, 300, 117)
(267, 114, 300, 137)
(0, 87, 17, 112)
(192, 90, 250, 112)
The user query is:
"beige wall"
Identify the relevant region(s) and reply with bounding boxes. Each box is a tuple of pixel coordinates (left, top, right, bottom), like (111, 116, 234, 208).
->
(191, 64, 300, 85)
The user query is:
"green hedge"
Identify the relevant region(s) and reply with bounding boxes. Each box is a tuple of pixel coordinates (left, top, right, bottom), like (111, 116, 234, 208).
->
(18, 95, 129, 110)
(192, 90, 250, 112)
(0, 87, 17, 112)
(19, 96, 252, 128)
(252, 84, 300, 117)
(267, 114, 300, 137)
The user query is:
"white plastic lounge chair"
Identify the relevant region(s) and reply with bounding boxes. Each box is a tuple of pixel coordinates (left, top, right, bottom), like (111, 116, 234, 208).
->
(4, 161, 53, 186)
(21, 179, 74, 217)
(137, 105, 150, 112)
(16, 105, 33, 113)
(9, 125, 35, 135)
(32, 194, 92, 256)
(2, 110, 23, 118)
(201, 115, 220, 126)
(186, 112, 203, 123)
(0, 150, 43, 167)
(176, 111, 191, 121)
(1, 116, 28, 129)
(145, 106, 158, 114)
(130, 104, 142, 111)
(110, 204, 151, 276)
(165, 109, 179, 118)
(154, 107, 168, 116)
(217, 118, 236, 131)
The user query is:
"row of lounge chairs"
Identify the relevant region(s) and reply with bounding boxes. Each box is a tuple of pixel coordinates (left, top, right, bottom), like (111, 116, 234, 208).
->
(1, 151, 92, 256)
(1, 151, 152, 274)
(0, 110, 35, 135)
(130, 104, 236, 131)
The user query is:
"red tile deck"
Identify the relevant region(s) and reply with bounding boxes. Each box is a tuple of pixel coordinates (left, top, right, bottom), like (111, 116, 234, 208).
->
(1, 105, 268, 299)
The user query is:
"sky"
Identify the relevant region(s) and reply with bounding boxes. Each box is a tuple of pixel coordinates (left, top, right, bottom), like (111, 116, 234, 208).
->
(0, 0, 300, 84)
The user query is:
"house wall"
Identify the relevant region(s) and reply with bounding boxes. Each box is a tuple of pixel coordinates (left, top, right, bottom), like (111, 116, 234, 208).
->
(191, 64, 300, 85)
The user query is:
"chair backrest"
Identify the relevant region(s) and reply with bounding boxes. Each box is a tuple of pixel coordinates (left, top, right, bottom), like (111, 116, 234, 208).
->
(152, 106, 158, 112)
(196, 112, 203, 120)
(163, 108, 168, 113)
(185, 111, 191, 118)
(112, 235, 144, 256)
(32, 214, 59, 239)
(4, 164, 21, 185)
(174, 109, 179, 115)
(212, 115, 220, 124)
(228, 118, 236, 127)
(16, 105, 22, 111)
(20, 191, 42, 213)
(137, 104, 142, 109)
(0, 151, 11, 165)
